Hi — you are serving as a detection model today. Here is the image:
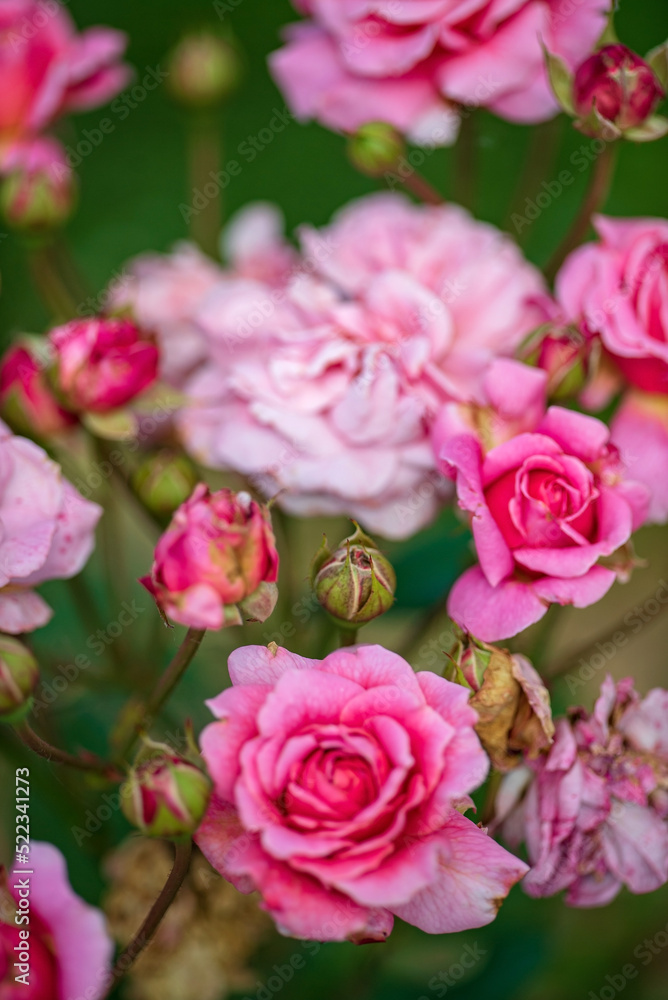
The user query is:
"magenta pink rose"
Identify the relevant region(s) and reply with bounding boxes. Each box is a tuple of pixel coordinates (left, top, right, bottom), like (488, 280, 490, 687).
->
(178, 193, 544, 538)
(498, 676, 668, 906)
(270, 0, 607, 140)
(0, 0, 130, 171)
(434, 367, 649, 641)
(50, 317, 159, 413)
(1, 841, 113, 999)
(612, 391, 668, 525)
(0, 345, 77, 438)
(556, 216, 668, 396)
(196, 643, 528, 941)
(0, 421, 102, 633)
(140, 485, 279, 629)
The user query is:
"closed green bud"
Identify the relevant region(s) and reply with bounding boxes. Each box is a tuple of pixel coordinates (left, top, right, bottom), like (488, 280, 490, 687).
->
(121, 740, 212, 839)
(0, 636, 38, 723)
(347, 123, 404, 177)
(132, 450, 199, 518)
(312, 524, 396, 627)
(167, 31, 243, 107)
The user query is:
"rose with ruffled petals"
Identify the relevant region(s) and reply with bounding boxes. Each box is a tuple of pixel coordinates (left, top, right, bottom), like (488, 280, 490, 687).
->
(0, 0, 130, 171)
(556, 216, 668, 397)
(434, 365, 650, 641)
(498, 676, 668, 906)
(0, 421, 102, 633)
(1, 841, 113, 999)
(270, 0, 607, 142)
(196, 643, 528, 941)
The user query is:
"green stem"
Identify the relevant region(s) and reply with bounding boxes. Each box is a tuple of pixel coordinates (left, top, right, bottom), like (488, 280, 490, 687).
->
(13, 721, 122, 781)
(27, 242, 78, 321)
(188, 110, 222, 258)
(544, 142, 617, 283)
(503, 116, 564, 241)
(402, 170, 444, 206)
(339, 628, 359, 647)
(104, 839, 192, 994)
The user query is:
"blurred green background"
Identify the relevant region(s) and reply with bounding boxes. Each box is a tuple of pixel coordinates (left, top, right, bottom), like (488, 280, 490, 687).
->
(2, 0, 668, 998)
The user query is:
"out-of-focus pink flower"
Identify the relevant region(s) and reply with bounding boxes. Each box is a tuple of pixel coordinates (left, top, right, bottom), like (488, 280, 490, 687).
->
(1, 841, 113, 999)
(0, 0, 130, 171)
(197, 642, 528, 941)
(612, 391, 668, 525)
(270, 0, 607, 141)
(498, 676, 668, 906)
(0, 344, 77, 438)
(179, 194, 544, 539)
(0, 420, 102, 633)
(573, 44, 665, 131)
(140, 485, 279, 629)
(0, 136, 75, 231)
(49, 317, 159, 413)
(434, 366, 650, 641)
(556, 216, 668, 397)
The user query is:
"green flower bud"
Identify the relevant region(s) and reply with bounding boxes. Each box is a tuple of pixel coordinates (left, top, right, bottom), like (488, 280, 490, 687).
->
(167, 31, 243, 108)
(132, 451, 199, 518)
(312, 524, 396, 627)
(121, 741, 212, 839)
(0, 636, 39, 723)
(347, 122, 405, 177)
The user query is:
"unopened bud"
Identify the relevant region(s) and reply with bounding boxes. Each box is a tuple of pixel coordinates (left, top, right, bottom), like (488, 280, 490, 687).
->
(347, 123, 405, 177)
(121, 741, 212, 839)
(167, 31, 243, 107)
(132, 451, 199, 518)
(520, 324, 594, 401)
(1, 154, 76, 233)
(312, 524, 396, 627)
(0, 636, 39, 723)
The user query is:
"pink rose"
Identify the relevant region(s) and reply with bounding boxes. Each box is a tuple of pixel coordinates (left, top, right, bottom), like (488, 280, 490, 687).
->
(140, 485, 279, 629)
(0, 421, 102, 633)
(556, 216, 668, 396)
(270, 0, 606, 140)
(0, 345, 77, 438)
(196, 643, 528, 941)
(1, 841, 113, 999)
(612, 391, 668, 524)
(50, 317, 159, 413)
(434, 365, 649, 641)
(573, 44, 665, 131)
(178, 193, 544, 539)
(498, 676, 668, 906)
(0, 0, 130, 171)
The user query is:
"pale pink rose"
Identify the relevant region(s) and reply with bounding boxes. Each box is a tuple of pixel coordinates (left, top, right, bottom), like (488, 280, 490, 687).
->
(1, 841, 113, 1000)
(612, 391, 668, 524)
(196, 643, 528, 941)
(0, 421, 102, 633)
(556, 216, 668, 397)
(140, 485, 279, 629)
(0, 0, 130, 170)
(270, 0, 606, 140)
(50, 317, 159, 413)
(179, 193, 544, 538)
(498, 676, 668, 906)
(434, 371, 650, 641)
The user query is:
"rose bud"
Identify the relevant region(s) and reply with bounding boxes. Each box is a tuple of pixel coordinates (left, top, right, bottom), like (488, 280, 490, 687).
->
(132, 450, 199, 518)
(0, 140, 76, 233)
(167, 30, 242, 107)
(140, 485, 279, 629)
(519, 324, 594, 401)
(0, 345, 77, 438)
(312, 524, 396, 628)
(121, 743, 212, 839)
(49, 317, 159, 413)
(0, 636, 39, 723)
(446, 633, 554, 771)
(347, 122, 405, 177)
(573, 44, 665, 132)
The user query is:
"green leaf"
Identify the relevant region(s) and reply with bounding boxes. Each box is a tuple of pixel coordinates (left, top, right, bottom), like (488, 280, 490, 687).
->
(542, 45, 575, 115)
(83, 408, 138, 440)
(624, 114, 668, 142)
(646, 40, 668, 90)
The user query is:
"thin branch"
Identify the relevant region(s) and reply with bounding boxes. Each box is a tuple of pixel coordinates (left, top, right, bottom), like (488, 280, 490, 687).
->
(14, 722, 122, 781)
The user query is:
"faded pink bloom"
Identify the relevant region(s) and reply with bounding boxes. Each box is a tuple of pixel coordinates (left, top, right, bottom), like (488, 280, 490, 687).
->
(270, 0, 607, 141)
(50, 317, 159, 413)
(612, 391, 668, 525)
(197, 643, 528, 941)
(573, 45, 665, 130)
(0, 0, 130, 171)
(179, 194, 544, 538)
(1, 841, 113, 999)
(0, 344, 77, 438)
(498, 676, 668, 906)
(556, 216, 668, 397)
(0, 420, 102, 633)
(140, 485, 279, 629)
(434, 367, 650, 641)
